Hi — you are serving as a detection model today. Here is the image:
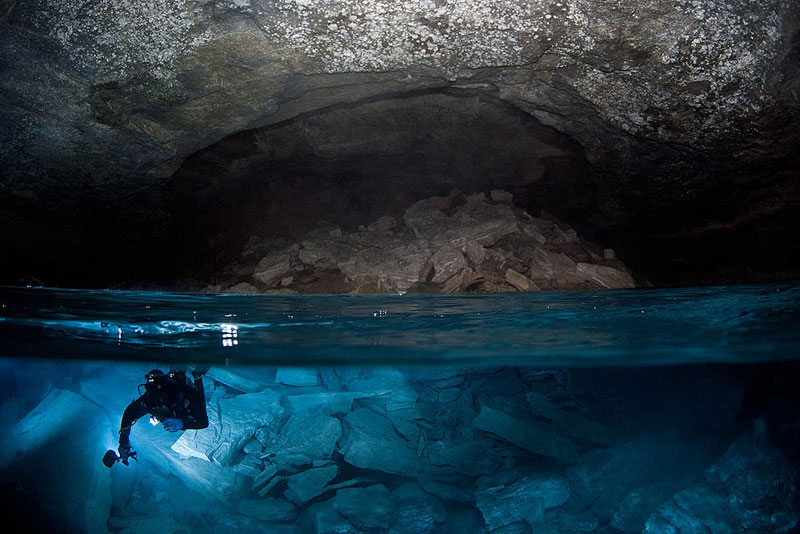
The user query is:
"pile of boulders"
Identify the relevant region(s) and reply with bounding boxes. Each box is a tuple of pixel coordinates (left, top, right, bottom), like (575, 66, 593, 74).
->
(4, 361, 798, 533)
(204, 190, 637, 294)
(109, 365, 795, 534)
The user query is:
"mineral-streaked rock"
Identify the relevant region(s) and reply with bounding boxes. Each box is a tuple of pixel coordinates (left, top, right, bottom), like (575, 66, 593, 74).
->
(575, 263, 636, 289)
(505, 269, 539, 292)
(430, 245, 469, 283)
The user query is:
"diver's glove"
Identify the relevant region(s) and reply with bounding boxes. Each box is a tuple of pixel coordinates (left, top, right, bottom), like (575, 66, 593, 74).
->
(118, 444, 137, 466)
(163, 418, 184, 432)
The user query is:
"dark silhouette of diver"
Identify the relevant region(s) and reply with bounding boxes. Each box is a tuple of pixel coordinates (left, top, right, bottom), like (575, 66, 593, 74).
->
(105, 367, 209, 467)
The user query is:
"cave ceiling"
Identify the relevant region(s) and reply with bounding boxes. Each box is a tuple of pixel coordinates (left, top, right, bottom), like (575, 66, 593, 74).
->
(0, 0, 798, 286)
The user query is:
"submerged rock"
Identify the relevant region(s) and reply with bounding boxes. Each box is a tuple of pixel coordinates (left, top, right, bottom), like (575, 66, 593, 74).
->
(419, 478, 475, 504)
(473, 403, 579, 464)
(286, 391, 368, 416)
(237, 498, 297, 522)
(205, 367, 266, 393)
(172, 388, 283, 465)
(8, 362, 797, 534)
(275, 368, 321, 387)
(476, 475, 571, 530)
(284, 465, 339, 504)
(389, 483, 447, 534)
(567, 430, 726, 525)
(644, 425, 800, 534)
(424, 436, 505, 477)
(338, 408, 420, 475)
(333, 485, 398, 531)
(263, 414, 341, 468)
(315, 507, 360, 534)
(526, 393, 617, 446)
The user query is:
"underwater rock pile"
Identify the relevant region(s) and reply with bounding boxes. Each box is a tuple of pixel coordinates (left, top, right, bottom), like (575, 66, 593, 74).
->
(3, 362, 799, 533)
(134, 366, 800, 533)
(206, 191, 636, 294)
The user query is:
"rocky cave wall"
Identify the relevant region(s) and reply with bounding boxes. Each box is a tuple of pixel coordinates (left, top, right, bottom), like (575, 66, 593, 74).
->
(1, 0, 799, 288)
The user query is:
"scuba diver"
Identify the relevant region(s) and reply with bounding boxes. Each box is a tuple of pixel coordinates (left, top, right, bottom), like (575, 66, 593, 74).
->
(104, 367, 209, 467)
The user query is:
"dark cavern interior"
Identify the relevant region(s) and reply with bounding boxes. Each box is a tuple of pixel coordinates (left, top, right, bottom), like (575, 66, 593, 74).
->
(1, 1, 800, 533)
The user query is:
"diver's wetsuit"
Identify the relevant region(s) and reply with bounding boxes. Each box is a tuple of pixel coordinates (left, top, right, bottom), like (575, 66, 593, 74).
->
(118, 373, 209, 449)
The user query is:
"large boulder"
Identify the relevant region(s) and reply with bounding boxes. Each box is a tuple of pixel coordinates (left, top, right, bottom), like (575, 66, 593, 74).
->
(430, 245, 469, 283)
(263, 413, 341, 467)
(286, 391, 375, 416)
(129, 415, 244, 502)
(284, 464, 339, 504)
(201, 188, 644, 293)
(275, 367, 321, 387)
(338, 408, 421, 475)
(171, 388, 283, 465)
(473, 403, 579, 464)
(404, 193, 519, 248)
(253, 245, 301, 287)
(347, 368, 422, 439)
(205, 367, 267, 393)
(575, 263, 636, 289)
(338, 240, 432, 293)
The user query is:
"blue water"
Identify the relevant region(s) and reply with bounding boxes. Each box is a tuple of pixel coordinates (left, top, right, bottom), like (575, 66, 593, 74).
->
(1, 282, 799, 366)
(2, 283, 800, 533)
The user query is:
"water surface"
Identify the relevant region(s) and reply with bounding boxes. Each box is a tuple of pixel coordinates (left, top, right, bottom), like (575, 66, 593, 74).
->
(1, 283, 798, 366)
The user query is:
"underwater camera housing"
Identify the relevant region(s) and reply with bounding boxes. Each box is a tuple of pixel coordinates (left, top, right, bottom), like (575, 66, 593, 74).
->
(102, 449, 119, 468)
(102, 448, 137, 468)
